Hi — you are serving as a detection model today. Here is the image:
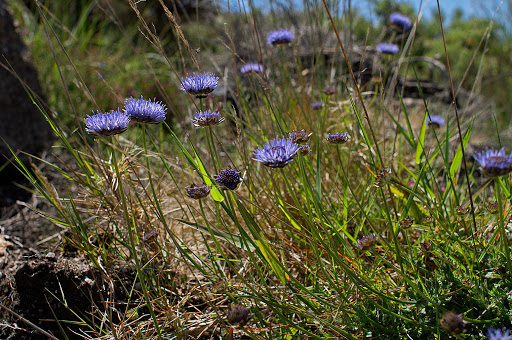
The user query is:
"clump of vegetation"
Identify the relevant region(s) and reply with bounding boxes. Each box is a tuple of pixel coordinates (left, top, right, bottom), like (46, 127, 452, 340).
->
(6, 0, 512, 338)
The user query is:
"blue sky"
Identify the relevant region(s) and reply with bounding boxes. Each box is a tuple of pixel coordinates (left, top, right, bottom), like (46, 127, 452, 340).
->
(247, 0, 508, 22)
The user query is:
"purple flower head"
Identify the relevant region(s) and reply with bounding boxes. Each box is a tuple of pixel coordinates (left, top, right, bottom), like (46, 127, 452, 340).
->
(192, 110, 225, 127)
(185, 184, 211, 199)
(356, 234, 377, 250)
(226, 304, 252, 325)
(299, 144, 312, 156)
(323, 86, 336, 95)
(427, 115, 445, 128)
(487, 328, 512, 340)
(123, 96, 167, 124)
(327, 132, 350, 144)
(288, 129, 312, 144)
(214, 168, 243, 190)
(180, 72, 219, 98)
(311, 101, 323, 110)
(253, 137, 300, 168)
(241, 63, 264, 74)
(376, 43, 399, 55)
(474, 148, 512, 177)
(390, 12, 412, 31)
(84, 110, 130, 136)
(267, 29, 294, 46)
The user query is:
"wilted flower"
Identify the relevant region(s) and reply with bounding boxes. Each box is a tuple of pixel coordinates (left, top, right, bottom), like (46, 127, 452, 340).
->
(226, 304, 252, 325)
(487, 202, 499, 213)
(376, 43, 399, 55)
(400, 218, 413, 228)
(322, 86, 336, 95)
(487, 327, 512, 340)
(427, 115, 445, 128)
(390, 12, 412, 31)
(474, 148, 512, 177)
(253, 137, 300, 168)
(185, 184, 211, 199)
(288, 129, 312, 144)
(192, 110, 225, 127)
(423, 216, 434, 224)
(180, 72, 219, 98)
(356, 234, 377, 250)
(327, 132, 349, 144)
(299, 144, 312, 156)
(455, 206, 468, 215)
(267, 29, 294, 46)
(84, 110, 130, 136)
(374, 168, 392, 188)
(440, 311, 465, 334)
(123, 96, 167, 124)
(214, 168, 243, 190)
(241, 63, 264, 74)
(311, 101, 323, 110)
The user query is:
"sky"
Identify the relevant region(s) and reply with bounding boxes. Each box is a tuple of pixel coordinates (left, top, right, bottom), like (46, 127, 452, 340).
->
(247, 0, 509, 22)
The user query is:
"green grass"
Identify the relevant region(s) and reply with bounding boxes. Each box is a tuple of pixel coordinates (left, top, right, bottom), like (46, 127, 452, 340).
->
(7, 0, 512, 338)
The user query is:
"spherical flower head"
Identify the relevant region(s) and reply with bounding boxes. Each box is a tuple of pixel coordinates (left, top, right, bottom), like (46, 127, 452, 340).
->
(241, 63, 264, 74)
(311, 101, 323, 110)
(226, 304, 252, 325)
(327, 132, 349, 144)
(180, 72, 219, 98)
(123, 96, 167, 124)
(299, 144, 312, 156)
(267, 29, 294, 46)
(376, 43, 399, 55)
(487, 327, 512, 340)
(356, 234, 377, 250)
(214, 168, 243, 190)
(474, 148, 512, 177)
(288, 129, 312, 144)
(192, 110, 225, 127)
(323, 86, 336, 95)
(427, 115, 446, 128)
(440, 311, 465, 334)
(185, 183, 211, 199)
(253, 137, 300, 168)
(84, 110, 130, 136)
(390, 12, 412, 31)
(374, 168, 392, 187)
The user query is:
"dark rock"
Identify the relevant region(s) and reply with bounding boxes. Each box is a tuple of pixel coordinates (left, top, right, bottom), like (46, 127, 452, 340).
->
(0, 1, 53, 206)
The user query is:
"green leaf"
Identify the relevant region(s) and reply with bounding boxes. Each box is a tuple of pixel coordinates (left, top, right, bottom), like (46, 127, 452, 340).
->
(415, 112, 427, 164)
(194, 149, 224, 202)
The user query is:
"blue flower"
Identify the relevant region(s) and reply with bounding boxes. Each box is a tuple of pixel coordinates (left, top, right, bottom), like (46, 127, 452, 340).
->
(327, 132, 349, 144)
(356, 234, 377, 250)
(288, 130, 312, 144)
(84, 110, 130, 136)
(376, 43, 399, 55)
(390, 12, 412, 31)
(123, 96, 167, 124)
(427, 115, 445, 128)
(253, 137, 300, 168)
(192, 110, 225, 127)
(185, 183, 211, 199)
(323, 86, 336, 95)
(311, 101, 323, 109)
(299, 144, 312, 156)
(241, 63, 264, 74)
(487, 328, 512, 340)
(267, 29, 294, 46)
(226, 304, 252, 325)
(214, 168, 243, 190)
(180, 72, 219, 98)
(474, 148, 512, 177)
